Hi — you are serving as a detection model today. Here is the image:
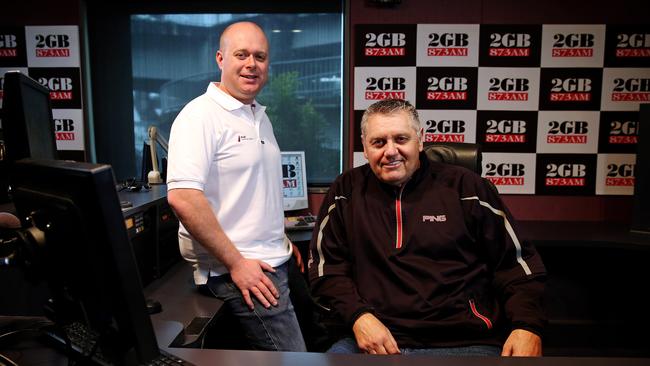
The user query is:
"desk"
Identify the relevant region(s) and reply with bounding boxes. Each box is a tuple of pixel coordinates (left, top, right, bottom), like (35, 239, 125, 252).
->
(4, 321, 649, 366)
(518, 220, 650, 249)
(516, 221, 650, 356)
(3, 260, 650, 365)
(144, 260, 223, 348)
(119, 184, 169, 213)
(286, 224, 315, 243)
(119, 184, 180, 285)
(152, 326, 650, 366)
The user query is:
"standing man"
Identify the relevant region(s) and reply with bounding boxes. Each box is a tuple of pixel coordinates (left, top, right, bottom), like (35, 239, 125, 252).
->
(167, 21, 306, 352)
(309, 99, 546, 356)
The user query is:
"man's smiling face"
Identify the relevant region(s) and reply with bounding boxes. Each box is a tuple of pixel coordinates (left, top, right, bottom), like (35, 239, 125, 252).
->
(362, 110, 423, 186)
(216, 22, 269, 104)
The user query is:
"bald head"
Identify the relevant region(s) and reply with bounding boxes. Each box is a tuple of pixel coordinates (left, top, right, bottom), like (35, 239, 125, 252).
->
(219, 22, 267, 51)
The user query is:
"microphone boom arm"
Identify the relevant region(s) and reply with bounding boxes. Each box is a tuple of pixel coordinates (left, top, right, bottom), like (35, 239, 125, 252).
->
(147, 126, 168, 185)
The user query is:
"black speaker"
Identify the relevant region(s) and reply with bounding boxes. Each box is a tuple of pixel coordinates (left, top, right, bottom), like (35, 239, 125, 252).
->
(631, 104, 650, 234)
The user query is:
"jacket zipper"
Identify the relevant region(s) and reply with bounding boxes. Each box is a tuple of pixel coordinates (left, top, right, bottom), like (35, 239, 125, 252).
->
(395, 185, 406, 249)
(469, 299, 493, 329)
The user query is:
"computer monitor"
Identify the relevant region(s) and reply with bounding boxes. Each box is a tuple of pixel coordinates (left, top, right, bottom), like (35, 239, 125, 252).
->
(281, 151, 309, 211)
(10, 159, 160, 364)
(1, 70, 58, 162)
(1, 71, 58, 203)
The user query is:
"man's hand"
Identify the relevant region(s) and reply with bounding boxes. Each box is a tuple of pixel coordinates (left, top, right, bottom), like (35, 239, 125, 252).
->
(168, 189, 280, 311)
(229, 257, 279, 310)
(501, 329, 542, 357)
(352, 313, 400, 355)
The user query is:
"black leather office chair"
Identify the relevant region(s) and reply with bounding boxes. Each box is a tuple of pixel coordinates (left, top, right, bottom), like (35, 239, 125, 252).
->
(423, 141, 500, 196)
(423, 142, 483, 175)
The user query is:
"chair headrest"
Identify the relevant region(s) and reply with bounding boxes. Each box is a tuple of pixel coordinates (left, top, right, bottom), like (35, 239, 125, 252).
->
(423, 142, 483, 175)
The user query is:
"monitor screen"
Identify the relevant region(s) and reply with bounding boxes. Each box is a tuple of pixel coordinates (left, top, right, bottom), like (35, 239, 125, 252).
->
(10, 159, 160, 364)
(1, 70, 58, 162)
(281, 151, 309, 211)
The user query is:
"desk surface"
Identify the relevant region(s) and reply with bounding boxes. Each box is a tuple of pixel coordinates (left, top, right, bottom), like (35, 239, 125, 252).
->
(154, 335, 650, 366)
(119, 184, 168, 215)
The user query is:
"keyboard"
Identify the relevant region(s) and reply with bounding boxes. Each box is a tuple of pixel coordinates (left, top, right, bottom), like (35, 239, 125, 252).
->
(284, 215, 317, 229)
(44, 322, 195, 366)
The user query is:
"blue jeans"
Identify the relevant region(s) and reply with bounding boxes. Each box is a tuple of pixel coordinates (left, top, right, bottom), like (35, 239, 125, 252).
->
(328, 337, 501, 356)
(206, 262, 307, 351)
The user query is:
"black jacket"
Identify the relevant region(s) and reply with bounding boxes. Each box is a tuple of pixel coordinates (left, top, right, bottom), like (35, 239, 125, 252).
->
(308, 154, 546, 348)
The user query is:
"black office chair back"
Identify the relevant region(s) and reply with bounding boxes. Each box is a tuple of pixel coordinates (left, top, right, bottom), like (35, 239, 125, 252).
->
(423, 142, 483, 175)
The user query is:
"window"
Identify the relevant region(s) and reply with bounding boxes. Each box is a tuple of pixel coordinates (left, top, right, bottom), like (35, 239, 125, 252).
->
(130, 13, 343, 184)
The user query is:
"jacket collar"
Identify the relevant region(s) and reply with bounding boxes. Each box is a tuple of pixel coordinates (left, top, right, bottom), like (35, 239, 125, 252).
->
(369, 152, 432, 195)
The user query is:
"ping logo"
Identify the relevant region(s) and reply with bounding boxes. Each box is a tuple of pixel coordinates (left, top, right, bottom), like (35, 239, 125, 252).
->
(422, 215, 446, 222)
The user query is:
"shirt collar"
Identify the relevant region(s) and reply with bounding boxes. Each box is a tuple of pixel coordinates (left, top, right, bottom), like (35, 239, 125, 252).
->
(205, 82, 266, 115)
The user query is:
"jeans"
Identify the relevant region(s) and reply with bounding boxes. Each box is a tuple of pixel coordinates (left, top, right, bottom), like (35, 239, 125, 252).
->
(206, 262, 307, 352)
(328, 337, 501, 356)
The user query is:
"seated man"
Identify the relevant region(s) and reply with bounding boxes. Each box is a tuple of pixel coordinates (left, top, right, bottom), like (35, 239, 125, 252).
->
(308, 99, 546, 356)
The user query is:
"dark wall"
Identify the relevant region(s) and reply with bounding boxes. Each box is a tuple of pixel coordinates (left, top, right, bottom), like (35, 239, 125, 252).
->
(0, 0, 81, 25)
(349, 0, 644, 24)
(348, 0, 647, 221)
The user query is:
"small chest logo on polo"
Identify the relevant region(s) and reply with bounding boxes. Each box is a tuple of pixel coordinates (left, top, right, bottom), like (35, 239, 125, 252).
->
(237, 135, 255, 142)
(423, 215, 447, 222)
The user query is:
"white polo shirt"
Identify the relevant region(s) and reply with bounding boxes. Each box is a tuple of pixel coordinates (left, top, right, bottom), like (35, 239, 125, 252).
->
(167, 82, 291, 284)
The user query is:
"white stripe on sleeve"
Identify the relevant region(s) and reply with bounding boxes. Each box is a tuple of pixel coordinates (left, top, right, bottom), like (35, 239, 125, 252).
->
(316, 196, 347, 277)
(461, 196, 532, 275)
